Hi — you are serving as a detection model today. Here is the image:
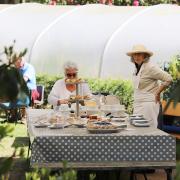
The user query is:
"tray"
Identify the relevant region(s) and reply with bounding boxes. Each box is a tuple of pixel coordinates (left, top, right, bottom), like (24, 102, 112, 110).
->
(87, 128, 122, 134)
(133, 122, 150, 127)
(72, 123, 86, 128)
(111, 117, 126, 122)
(34, 123, 50, 128)
(48, 122, 70, 129)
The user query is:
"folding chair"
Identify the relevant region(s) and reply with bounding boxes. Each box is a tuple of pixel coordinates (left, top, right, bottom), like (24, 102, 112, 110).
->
(33, 85, 44, 108)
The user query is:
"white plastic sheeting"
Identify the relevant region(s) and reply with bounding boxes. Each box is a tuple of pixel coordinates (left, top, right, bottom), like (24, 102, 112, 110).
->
(0, 4, 180, 79)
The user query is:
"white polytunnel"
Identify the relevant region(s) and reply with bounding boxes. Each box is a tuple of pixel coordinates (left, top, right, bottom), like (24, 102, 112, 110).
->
(0, 3, 180, 79)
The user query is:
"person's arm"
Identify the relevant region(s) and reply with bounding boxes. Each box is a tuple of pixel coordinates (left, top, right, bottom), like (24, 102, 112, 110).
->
(23, 75, 29, 82)
(57, 99, 69, 105)
(155, 82, 171, 103)
(23, 64, 35, 82)
(48, 80, 69, 106)
(151, 65, 173, 103)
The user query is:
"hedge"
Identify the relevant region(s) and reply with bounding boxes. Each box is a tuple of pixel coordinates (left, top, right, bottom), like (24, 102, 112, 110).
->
(29, 0, 178, 6)
(36, 75, 134, 113)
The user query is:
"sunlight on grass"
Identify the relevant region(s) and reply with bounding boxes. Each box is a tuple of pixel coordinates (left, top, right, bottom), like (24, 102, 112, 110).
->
(0, 123, 28, 157)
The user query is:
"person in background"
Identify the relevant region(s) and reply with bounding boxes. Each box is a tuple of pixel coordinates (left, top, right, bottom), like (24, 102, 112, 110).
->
(48, 61, 92, 108)
(0, 57, 39, 121)
(14, 57, 39, 106)
(126, 44, 172, 128)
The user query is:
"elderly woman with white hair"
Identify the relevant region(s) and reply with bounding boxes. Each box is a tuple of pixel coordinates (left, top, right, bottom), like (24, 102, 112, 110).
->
(126, 45, 173, 128)
(48, 61, 92, 108)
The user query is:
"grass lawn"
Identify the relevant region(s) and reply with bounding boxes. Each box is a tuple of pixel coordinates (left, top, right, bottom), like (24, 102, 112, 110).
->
(0, 122, 29, 158)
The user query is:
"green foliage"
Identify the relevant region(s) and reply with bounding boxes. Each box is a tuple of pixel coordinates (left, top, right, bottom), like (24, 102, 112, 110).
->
(167, 55, 180, 80)
(0, 41, 29, 102)
(176, 162, 180, 180)
(26, 168, 52, 180)
(0, 125, 14, 141)
(26, 163, 75, 180)
(3, 40, 27, 66)
(87, 78, 133, 113)
(27, 0, 178, 6)
(140, 0, 173, 5)
(25, 164, 96, 180)
(163, 55, 180, 108)
(0, 157, 13, 176)
(89, 174, 96, 180)
(36, 75, 133, 113)
(113, 0, 131, 6)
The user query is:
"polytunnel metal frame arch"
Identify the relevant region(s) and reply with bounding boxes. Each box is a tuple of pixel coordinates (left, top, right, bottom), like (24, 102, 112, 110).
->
(98, 4, 168, 78)
(28, 5, 86, 62)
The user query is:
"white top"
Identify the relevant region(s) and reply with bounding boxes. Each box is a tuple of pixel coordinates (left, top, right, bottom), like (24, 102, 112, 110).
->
(48, 79, 92, 107)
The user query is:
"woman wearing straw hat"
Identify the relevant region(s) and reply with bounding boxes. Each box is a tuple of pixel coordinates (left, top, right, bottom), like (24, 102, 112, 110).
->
(127, 44, 172, 128)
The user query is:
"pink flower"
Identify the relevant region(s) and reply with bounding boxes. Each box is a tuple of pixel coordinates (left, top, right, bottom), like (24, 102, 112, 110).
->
(107, 0, 113, 5)
(133, 0, 139, 6)
(99, 0, 106, 4)
(49, 0, 57, 5)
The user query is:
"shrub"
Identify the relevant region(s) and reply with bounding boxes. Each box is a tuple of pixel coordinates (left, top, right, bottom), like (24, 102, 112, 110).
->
(87, 78, 133, 113)
(28, 0, 178, 6)
(36, 75, 133, 113)
(163, 55, 180, 103)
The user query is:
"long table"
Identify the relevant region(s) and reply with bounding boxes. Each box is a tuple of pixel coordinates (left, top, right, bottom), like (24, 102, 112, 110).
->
(27, 109, 176, 180)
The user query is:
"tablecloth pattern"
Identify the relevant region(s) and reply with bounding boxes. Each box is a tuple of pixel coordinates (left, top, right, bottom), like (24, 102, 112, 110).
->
(27, 109, 176, 166)
(31, 135, 175, 164)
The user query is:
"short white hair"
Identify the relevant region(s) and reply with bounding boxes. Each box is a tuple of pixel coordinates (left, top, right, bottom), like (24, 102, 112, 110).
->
(63, 61, 78, 71)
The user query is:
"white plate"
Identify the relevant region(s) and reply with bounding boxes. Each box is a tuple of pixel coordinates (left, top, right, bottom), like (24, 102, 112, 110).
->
(111, 118, 126, 122)
(133, 120, 149, 124)
(34, 123, 50, 128)
(87, 128, 122, 134)
(48, 122, 70, 129)
(130, 114, 143, 118)
(130, 117, 145, 120)
(48, 124, 64, 129)
(133, 122, 150, 127)
(72, 123, 86, 128)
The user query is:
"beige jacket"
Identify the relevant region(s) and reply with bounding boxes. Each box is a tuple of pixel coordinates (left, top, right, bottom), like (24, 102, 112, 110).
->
(136, 61, 173, 94)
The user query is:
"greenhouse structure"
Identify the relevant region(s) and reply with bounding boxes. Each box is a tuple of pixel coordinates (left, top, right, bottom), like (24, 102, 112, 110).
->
(0, 3, 180, 79)
(0, 4, 180, 179)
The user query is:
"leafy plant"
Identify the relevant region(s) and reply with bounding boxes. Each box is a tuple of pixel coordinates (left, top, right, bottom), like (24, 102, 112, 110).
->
(36, 75, 134, 113)
(0, 41, 29, 102)
(163, 55, 180, 110)
(25, 161, 96, 180)
(162, 55, 180, 179)
(26, 0, 178, 6)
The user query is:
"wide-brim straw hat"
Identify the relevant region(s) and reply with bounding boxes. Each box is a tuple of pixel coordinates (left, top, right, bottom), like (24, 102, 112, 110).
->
(126, 44, 153, 57)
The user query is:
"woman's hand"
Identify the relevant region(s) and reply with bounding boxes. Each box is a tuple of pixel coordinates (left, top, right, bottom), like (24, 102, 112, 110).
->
(155, 93, 161, 103)
(57, 99, 69, 105)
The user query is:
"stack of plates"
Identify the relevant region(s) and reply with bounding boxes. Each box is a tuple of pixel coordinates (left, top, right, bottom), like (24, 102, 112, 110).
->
(129, 114, 150, 127)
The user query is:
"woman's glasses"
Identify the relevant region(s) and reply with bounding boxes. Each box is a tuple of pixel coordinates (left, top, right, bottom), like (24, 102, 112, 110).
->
(66, 73, 77, 77)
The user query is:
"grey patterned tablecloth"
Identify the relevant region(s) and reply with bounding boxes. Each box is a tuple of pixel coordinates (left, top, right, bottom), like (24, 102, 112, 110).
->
(27, 109, 176, 168)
